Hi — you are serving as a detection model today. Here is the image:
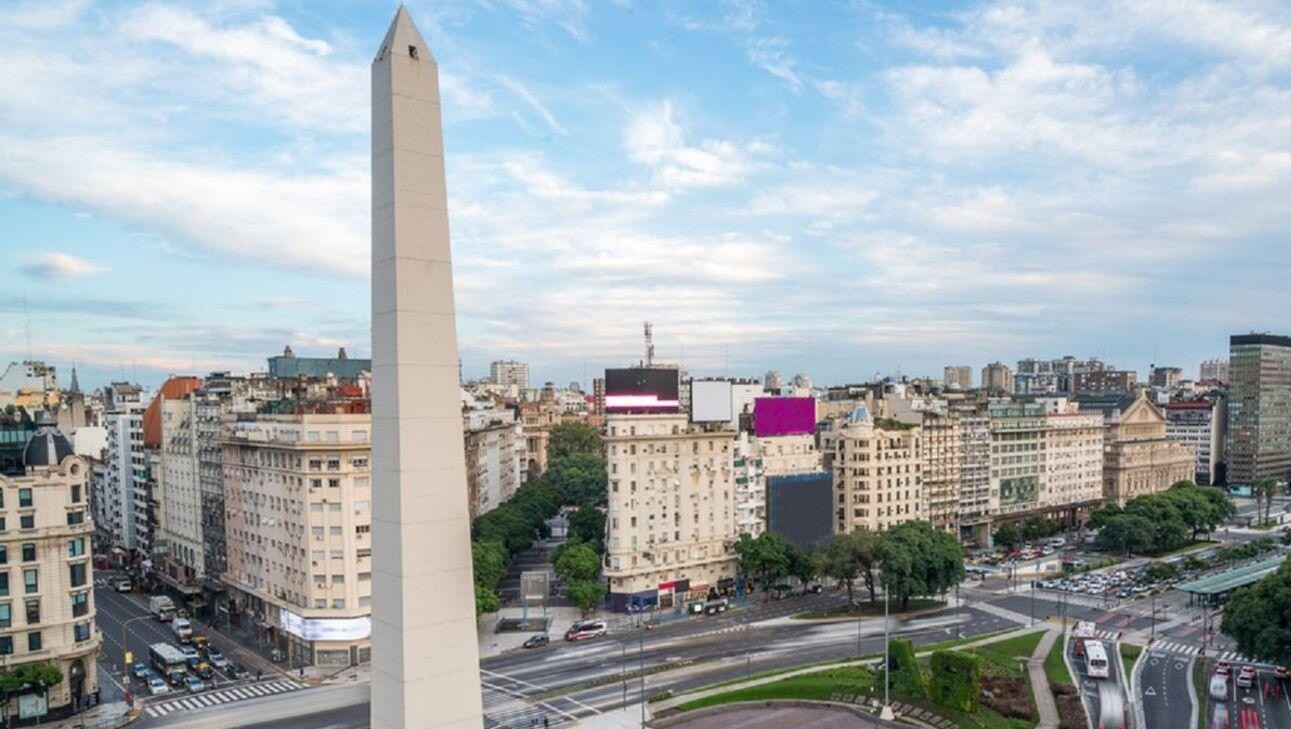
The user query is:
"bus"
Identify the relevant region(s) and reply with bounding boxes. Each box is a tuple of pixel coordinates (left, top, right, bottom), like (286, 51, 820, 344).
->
(1085, 640, 1111, 679)
(149, 643, 188, 686)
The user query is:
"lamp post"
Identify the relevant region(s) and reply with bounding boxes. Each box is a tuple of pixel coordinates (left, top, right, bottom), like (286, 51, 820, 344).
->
(121, 615, 151, 683)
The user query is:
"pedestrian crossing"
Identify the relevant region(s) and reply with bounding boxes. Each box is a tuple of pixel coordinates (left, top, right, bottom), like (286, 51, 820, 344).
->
(143, 680, 305, 717)
(481, 683, 574, 728)
(1148, 639, 1255, 664)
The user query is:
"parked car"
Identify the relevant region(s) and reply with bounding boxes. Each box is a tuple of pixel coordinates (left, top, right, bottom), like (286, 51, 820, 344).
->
(564, 620, 608, 642)
(225, 663, 250, 680)
(184, 675, 205, 693)
(704, 598, 729, 615)
(1237, 666, 1257, 688)
(1209, 674, 1229, 700)
(522, 634, 549, 649)
(147, 676, 171, 696)
(114, 578, 133, 593)
(130, 662, 150, 679)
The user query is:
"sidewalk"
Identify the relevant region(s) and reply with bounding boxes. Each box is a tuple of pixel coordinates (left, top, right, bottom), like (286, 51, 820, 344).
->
(652, 625, 1044, 712)
(1027, 629, 1061, 729)
(35, 700, 130, 729)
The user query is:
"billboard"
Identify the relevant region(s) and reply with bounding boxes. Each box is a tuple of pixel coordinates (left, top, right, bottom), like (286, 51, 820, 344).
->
(690, 380, 733, 423)
(279, 609, 372, 641)
(767, 472, 834, 550)
(605, 368, 680, 413)
(754, 397, 816, 437)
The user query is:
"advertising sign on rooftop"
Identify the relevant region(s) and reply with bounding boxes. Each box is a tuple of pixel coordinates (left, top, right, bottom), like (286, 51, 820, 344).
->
(605, 368, 680, 413)
(753, 397, 816, 437)
(690, 380, 732, 423)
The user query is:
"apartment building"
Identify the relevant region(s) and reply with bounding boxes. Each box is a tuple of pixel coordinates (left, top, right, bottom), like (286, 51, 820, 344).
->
(1042, 409, 1105, 511)
(981, 362, 1014, 393)
(603, 414, 737, 612)
(1164, 399, 1226, 486)
(463, 409, 525, 520)
(1200, 359, 1228, 384)
(830, 408, 923, 533)
(921, 413, 960, 534)
(489, 360, 530, 390)
(1073, 369, 1137, 395)
(942, 366, 973, 390)
(988, 402, 1045, 519)
(221, 411, 373, 666)
(956, 413, 992, 544)
(0, 416, 100, 719)
(102, 383, 146, 554)
(731, 431, 822, 537)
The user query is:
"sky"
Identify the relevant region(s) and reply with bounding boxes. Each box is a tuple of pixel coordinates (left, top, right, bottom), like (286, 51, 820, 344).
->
(2, 0, 1290, 392)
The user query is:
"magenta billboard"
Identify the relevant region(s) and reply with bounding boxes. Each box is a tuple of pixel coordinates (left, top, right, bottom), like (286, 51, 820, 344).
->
(754, 397, 816, 437)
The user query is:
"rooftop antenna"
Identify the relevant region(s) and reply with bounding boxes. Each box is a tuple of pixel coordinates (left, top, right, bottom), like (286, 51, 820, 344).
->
(643, 321, 654, 367)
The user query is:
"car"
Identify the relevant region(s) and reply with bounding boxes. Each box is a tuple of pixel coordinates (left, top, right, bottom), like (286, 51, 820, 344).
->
(114, 578, 133, 593)
(564, 620, 608, 642)
(194, 662, 215, 680)
(130, 662, 150, 679)
(209, 655, 231, 670)
(180, 646, 200, 662)
(147, 676, 170, 696)
(225, 663, 250, 680)
(184, 675, 205, 693)
(205, 645, 223, 660)
(1275, 666, 1288, 680)
(1209, 674, 1229, 700)
(522, 634, 550, 649)
(186, 656, 203, 671)
(1237, 666, 1257, 688)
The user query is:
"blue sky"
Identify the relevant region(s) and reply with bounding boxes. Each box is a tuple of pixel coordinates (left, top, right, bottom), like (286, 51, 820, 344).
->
(2, 0, 1290, 391)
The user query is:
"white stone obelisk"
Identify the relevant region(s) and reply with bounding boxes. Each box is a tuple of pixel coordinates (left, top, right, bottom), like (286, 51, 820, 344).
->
(370, 7, 484, 729)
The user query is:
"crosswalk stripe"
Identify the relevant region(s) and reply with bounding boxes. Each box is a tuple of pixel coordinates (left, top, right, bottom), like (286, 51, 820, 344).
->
(229, 688, 252, 699)
(146, 707, 161, 717)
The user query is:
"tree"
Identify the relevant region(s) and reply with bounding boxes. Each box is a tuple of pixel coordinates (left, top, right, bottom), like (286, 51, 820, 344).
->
(566, 580, 608, 615)
(733, 532, 791, 594)
(568, 505, 606, 551)
(1095, 514, 1155, 556)
(547, 422, 603, 462)
(0, 664, 63, 693)
(1087, 503, 1123, 531)
(472, 540, 508, 591)
(474, 584, 500, 615)
(554, 541, 601, 583)
(877, 521, 965, 611)
(1282, 529, 1291, 547)
(1123, 495, 1188, 553)
(993, 523, 1022, 550)
(1143, 562, 1178, 583)
(1222, 559, 1291, 666)
(818, 532, 864, 607)
(1022, 518, 1060, 542)
(786, 544, 818, 591)
(1253, 478, 1280, 526)
(543, 452, 608, 506)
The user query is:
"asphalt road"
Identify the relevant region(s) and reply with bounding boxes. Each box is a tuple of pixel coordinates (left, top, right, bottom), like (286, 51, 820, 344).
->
(1207, 664, 1291, 729)
(1070, 634, 1128, 729)
(1138, 649, 1194, 729)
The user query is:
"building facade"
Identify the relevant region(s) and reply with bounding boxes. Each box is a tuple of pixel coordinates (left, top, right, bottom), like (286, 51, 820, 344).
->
(1227, 334, 1291, 490)
(1164, 399, 1226, 486)
(1090, 394, 1196, 505)
(220, 412, 373, 666)
(102, 384, 146, 554)
(981, 362, 1014, 393)
(489, 360, 530, 390)
(921, 413, 960, 533)
(1150, 366, 1183, 389)
(1073, 369, 1137, 395)
(603, 414, 737, 612)
(1200, 359, 1229, 384)
(830, 410, 923, 533)
(0, 419, 99, 720)
(956, 413, 992, 544)
(463, 411, 525, 520)
(267, 346, 370, 380)
(943, 366, 972, 390)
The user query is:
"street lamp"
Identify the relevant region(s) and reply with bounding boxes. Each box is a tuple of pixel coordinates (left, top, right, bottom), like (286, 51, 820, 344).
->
(878, 586, 892, 722)
(121, 615, 152, 686)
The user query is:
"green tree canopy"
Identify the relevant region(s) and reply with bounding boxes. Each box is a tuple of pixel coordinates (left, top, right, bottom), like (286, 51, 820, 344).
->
(547, 422, 603, 462)
(1222, 559, 1291, 666)
(543, 452, 608, 506)
(817, 529, 879, 607)
(554, 541, 601, 583)
(993, 523, 1022, 549)
(786, 544, 818, 589)
(1095, 514, 1155, 556)
(474, 584, 500, 615)
(733, 532, 792, 593)
(877, 521, 965, 611)
(472, 539, 508, 591)
(568, 504, 606, 550)
(567, 580, 608, 614)
(0, 664, 63, 693)
(1021, 518, 1061, 542)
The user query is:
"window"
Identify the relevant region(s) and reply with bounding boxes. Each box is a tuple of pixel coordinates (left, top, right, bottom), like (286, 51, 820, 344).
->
(314, 574, 326, 585)
(67, 511, 84, 526)
(356, 525, 370, 535)
(311, 479, 322, 489)
(25, 599, 39, 624)
(0, 547, 6, 565)
(74, 622, 90, 642)
(351, 430, 368, 442)
(330, 550, 343, 559)
(19, 515, 33, 530)
(27, 632, 40, 652)
(69, 563, 87, 588)
(327, 458, 341, 471)
(0, 636, 10, 655)
(18, 489, 31, 508)
(22, 570, 36, 594)
(354, 501, 369, 513)
(331, 598, 345, 608)
(0, 517, 6, 532)
(326, 431, 339, 442)
(328, 478, 341, 489)
(0, 603, 9, 628)
(0, 573, 7, 598)
(312, 527, 324, 541)
(329, 526, 342, 536)
(68, 538, 85, 557)
(358, 572, 371, 582)
(71, 483, 82, 503)
(310, 503, 323, 513)
(332, 574, 344, 584)
(71, 592, 88, 617)
(311, 550, 324, 561)
(21, 544, 34, 562)
(314, 599, 326, 608)
(329, 503, 341, 512)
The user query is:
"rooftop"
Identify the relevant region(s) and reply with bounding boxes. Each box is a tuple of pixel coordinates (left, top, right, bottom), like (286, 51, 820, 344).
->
(1175, 554, 1287, 595)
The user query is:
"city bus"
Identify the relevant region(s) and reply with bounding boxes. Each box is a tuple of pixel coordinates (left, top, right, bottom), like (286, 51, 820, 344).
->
(1085, 639, 1111, 679)
(149, 643, 189, 686)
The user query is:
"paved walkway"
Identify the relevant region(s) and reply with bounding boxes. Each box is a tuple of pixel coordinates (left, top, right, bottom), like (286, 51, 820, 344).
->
(652, 626, 1043, 713)
(1028, 629, 1061, 729)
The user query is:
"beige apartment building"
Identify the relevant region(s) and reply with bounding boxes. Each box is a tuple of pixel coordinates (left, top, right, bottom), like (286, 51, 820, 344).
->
(921, 413, 960, 534)
(603, 414, 737, 612)
(0, 419, 99, 720)
(158, 396, 205, 593)
(831, 411, 923, 533)
(1041, 410, 1104, 510)
(733, 433, 822, 537)
(220, 411, 373, 666)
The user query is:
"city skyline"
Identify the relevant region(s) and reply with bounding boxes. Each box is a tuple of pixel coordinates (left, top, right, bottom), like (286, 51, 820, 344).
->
(4, 1, 1290, 389)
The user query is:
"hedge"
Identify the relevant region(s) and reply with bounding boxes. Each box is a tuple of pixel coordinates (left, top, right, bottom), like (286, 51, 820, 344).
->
(930, 650, 981, 712)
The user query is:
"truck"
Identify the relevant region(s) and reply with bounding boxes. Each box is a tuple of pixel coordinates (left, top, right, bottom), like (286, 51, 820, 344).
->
(171, 617, 194, 643)
(148, 643, 188, 687)
(149, 595, 176, 622)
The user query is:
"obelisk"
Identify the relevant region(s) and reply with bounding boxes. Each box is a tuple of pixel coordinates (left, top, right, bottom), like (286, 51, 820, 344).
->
(370, 7, 484, 729)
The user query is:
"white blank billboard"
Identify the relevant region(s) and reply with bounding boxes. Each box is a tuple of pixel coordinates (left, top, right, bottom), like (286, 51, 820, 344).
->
(691, 380, 733, 423)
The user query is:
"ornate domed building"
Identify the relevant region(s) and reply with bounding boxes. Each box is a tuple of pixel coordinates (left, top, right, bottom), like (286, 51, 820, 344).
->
(0, 412, 100, 721)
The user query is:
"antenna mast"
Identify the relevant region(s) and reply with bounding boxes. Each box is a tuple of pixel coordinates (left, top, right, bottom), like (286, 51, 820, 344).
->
(643, 322, 654, 367)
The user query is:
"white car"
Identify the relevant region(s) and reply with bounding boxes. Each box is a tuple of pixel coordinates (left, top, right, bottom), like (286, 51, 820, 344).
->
(147, 676, 170, 696)
(1210, 674, 1229, 700)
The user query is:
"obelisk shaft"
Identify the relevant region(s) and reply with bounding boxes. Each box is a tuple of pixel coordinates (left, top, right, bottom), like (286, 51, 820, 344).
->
(370, 8, 484, 729)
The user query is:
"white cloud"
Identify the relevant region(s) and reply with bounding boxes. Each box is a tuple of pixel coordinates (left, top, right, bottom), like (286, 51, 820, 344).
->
(623, 101, 764, 189)
(20, 253, 105, 280)
(746, 36, 802, 90)
(495, 75, 567, 135)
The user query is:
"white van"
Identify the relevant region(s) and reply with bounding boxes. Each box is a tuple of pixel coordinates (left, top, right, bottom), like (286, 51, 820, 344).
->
(171, 618, 194, 643)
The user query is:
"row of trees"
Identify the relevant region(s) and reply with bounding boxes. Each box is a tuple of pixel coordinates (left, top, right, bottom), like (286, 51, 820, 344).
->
(1251, 477, 1285, 526)
(993, 517, 1061, 549)
(737, 520, 966, 612)
(1224, 556, 1291, 666)
(471, 423, 608, 615)
(1089, 481, 1235, 556)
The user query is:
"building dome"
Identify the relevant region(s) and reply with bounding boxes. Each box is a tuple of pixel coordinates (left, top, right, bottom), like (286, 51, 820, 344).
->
(22, 412, 74, 468)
